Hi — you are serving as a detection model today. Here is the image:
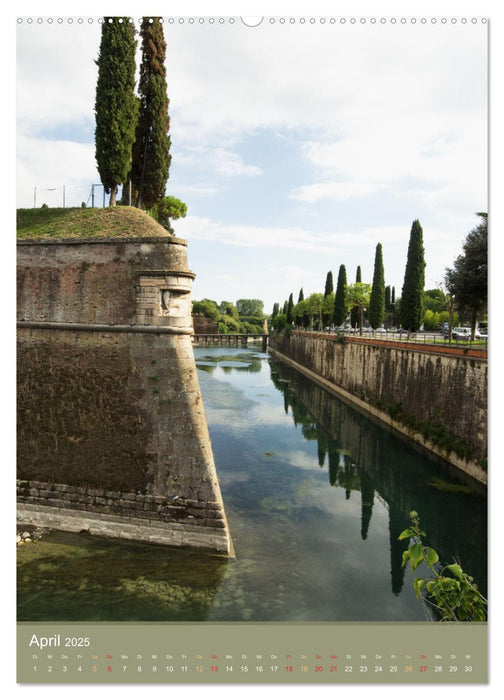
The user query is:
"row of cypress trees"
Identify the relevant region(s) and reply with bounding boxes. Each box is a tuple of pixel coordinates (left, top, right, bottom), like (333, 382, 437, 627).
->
(274, 220, 426, 334)
(94, 17, 170, 209)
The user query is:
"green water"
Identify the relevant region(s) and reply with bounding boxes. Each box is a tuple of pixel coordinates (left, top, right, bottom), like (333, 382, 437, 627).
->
(17, 345, 486, 622)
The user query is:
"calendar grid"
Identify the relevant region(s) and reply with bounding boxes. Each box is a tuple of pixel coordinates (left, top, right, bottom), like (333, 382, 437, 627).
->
(17, 622, 487, 683)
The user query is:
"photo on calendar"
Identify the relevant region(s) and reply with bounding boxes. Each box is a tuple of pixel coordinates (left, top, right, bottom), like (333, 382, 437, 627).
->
(16, 14, 488, 684)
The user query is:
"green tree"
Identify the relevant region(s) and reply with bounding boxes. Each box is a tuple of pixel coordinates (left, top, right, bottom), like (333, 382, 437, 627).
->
(323, 292, 335, 328)
(295, 288, 304, 327)
(304, 293, 324, 330)
(346, 283, 371, 334)
(272, 303, 280, 319)
(444, 214, 487, 340)
(423, 289, 447, 313)
(94, 17, 138, 206)
(400, 220, 426, 334)
(333, 264, 347, 327)
(271, 313, 288, 331)
(324, 270, 334, 297)
(150, 196, 187, 233)
(423, 309, 441, 331)
(192, 299, 220, 321)
(237, 299, 264, 317)
(220, 301, 239, 319)
(286, 293, 294, 325)
(350, 266, 362, 328)
(323, 271, 334, 327)
(131, 17, 171, 210)
(369, 243, 385, 330)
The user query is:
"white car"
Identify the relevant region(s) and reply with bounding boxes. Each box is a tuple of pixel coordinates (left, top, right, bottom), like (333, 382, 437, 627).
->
(374, 327, 388, 334)
(452, 327, 471, 340)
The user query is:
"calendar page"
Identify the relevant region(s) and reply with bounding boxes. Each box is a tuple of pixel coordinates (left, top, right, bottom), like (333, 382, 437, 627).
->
(15, 5, 490, 688)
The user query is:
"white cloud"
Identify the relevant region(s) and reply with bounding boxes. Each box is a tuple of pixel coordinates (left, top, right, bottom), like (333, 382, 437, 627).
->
(213, 148, 262, 177)
(177, 145, 262, 178)
(178, 215, 420, 252)
(291, 181, 386, 203)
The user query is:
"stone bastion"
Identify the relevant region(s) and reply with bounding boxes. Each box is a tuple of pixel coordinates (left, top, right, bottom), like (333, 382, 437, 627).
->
(17, 227, 231, 554)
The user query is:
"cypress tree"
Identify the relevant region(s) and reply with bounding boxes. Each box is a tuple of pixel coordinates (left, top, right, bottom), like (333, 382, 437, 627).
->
(324, 271, 334, 297)
(295, 288, 304, 327)
(400, 220, 426, 333)
(350, 266, 362, 328)
(322, 271, 334, 327)
(333, 264, 347, 327)
(95, 17, 138, 206)
(286, 293, 294, 325)
(131, 17, 171, 210)
(369, 243, 385, 329)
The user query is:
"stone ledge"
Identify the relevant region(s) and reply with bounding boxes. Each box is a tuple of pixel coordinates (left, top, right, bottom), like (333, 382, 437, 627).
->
(17, 503, 231, 555)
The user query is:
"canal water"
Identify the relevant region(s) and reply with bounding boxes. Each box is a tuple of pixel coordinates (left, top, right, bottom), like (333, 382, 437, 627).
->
(17, 344, 487, 622)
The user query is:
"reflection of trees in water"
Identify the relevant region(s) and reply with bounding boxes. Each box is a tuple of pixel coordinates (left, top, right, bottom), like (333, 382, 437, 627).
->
(269, 360, 487, 598)
(197, 354, 263, 374)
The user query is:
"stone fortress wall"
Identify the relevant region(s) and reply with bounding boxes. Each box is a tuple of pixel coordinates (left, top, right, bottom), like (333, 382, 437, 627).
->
(17, 234, 231, 553)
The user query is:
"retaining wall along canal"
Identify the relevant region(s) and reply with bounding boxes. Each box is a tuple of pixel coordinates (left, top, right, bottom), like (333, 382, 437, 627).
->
(269, 331, 487, 484)
(17, 234, 230, 553)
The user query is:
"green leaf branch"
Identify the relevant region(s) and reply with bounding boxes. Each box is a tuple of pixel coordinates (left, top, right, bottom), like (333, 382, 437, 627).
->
(399, 511, 487, 621)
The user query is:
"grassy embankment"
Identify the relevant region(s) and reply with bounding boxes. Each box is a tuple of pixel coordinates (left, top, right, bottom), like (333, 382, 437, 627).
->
(16, 206, 172, 240)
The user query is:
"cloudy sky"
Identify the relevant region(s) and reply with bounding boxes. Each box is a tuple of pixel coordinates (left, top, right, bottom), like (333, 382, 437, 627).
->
(16, 9, 488, 315)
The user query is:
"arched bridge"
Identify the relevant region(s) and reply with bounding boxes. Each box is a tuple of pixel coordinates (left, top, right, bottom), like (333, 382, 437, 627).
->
(192, 333, 268, 353)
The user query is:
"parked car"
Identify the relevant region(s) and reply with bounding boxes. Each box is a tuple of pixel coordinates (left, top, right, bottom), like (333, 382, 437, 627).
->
(475, 329, 488, 340)
(374, 327, 388, 334)
(452, 327, 471, 340)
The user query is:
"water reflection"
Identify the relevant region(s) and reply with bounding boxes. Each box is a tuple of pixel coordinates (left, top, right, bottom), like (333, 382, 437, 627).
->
(269, 359, 487, 598)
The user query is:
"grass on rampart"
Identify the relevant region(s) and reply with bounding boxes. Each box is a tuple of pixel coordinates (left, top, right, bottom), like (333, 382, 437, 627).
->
(16, 206, 173, 240)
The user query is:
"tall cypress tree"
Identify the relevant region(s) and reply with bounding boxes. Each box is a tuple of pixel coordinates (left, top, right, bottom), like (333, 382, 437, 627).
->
(400, 220, 426, 333)
(323, 271, 334, 327)
(369, 243, 385, 329)
(324, 271, 334, 297)
(286, 293, 294, 325)
(131, 17, 171, 210)
(350, 266, 362, 328)
(333, 264, 347, 327)
(95, 17, 138, 206)
(295, 288, 304, 327)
